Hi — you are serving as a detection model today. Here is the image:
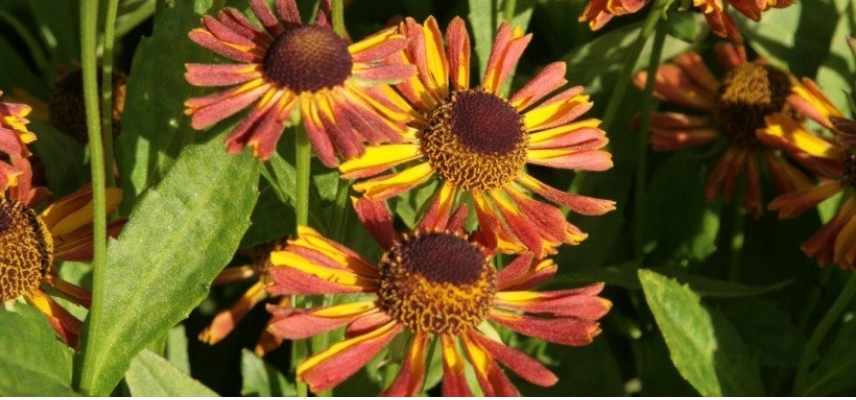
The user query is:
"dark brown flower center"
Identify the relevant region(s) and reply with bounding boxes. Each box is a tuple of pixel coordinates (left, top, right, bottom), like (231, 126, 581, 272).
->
(0, 199, 53, 302)
(843, 153, 856, 188)
(715, 63, 792, 146)
(376, 231, 496, 334)
(262, 25, 353, 93)
(420, 90, 527, 191)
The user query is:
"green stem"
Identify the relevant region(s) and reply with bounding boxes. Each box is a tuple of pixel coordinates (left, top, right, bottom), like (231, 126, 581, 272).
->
(633, 21, 666, 260)
(115, 0, 156, 39)
(794, 273, 856, 394)
(331, 0, 348, 38)
(292, 124, 312, 396)
(101, 0, 120, 188)
(77, 0, 109, 394)
(601, 0, 669, 131)
(503, 0, 517, 21)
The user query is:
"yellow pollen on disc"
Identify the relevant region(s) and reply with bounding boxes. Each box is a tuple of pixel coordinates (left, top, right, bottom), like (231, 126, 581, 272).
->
(376, 231, 496, 335)
(715, 63, 792, 145)
(419, 89, 528, 191)
(0, 198, 53, 302)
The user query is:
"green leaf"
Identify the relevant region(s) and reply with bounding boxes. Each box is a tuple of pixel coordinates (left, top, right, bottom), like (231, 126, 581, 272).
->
(28, 121, 89, 197)
(719, 300, 805, 367)
(643, 153, 720, 263)
(78, 127, 260, 394)
(799, 310, 856, 395)
(0, 304, 77, 396)
(633, 333, 697, 396)
(165, 325, 191, 374)
(125, 350, 218, 396)
(240, 349, 296, 396)
(116, 0, 223, 211)
(738, 1, 839, 78)
(638, 269, 764, 396)
(816, 1, 856, 118)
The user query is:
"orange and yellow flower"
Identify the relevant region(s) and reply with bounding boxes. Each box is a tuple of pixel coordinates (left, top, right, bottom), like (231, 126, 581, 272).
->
(339, 17, 615, 257)
(633, 42, 836, 216)
(580, 0, 793, 41)
(0, 91, 38, 197)
(759, 107, 856, 269)
(262, 198, 611, 395)
(184, 0, 415, 164)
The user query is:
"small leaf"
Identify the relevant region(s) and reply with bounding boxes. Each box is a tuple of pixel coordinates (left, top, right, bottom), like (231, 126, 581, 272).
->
(638, 269, 764, 396)
(0, 304, 77, 396)
(799, 310, 856, 395)
(166, 325, 191, 374)
(240, 349, 296, 396)
(125, 350, 218, 396)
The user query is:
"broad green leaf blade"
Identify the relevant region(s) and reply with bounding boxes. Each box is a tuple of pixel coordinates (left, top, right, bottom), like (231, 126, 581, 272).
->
(240, 349, 296, 396)
(0, 304, 77, 396)
(816, 2, 855, 118)
(79, 129, 260, 394)
(638, 269, 764, 396)
(799, 308, 856, 395)
(126, 350, 218, 396)
(29, 121, 88, 197)
(116, 0, 221, 211)
(166, 325, 191, 374)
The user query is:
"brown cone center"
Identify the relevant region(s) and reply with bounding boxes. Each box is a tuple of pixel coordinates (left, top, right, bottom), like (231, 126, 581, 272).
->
(0, 199, 53, 302)
(715, 63, 792, 146)
(262, 25, 353, 93)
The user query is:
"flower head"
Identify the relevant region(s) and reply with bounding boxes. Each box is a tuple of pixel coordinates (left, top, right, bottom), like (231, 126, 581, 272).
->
(262, 198, 611, 395)
(1, 185, 124, 346)
(760, 108, 856, 269)
(339, 17, 615, 257)
(579, 0, 794, 41)
(184, 0, 416, 164)
(633, 42, 835, 216)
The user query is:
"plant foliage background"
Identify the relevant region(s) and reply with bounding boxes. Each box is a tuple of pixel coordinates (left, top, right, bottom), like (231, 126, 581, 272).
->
(1, 0, 855, 396)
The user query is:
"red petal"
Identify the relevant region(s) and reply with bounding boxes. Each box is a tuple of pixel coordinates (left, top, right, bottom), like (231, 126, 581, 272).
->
(383, 333, 430, 396)
(490, 311, 603, 346)
(469, 331, 558, 387)
(352, 197, 397, 249)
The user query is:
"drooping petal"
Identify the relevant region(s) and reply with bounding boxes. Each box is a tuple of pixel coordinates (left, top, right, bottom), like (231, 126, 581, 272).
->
(468, 331, 558, 387)
(517, 173, 616, 216)
(352, 162, 435, 200)
(185, 81, 271, 130)
(490, 309, 603, 346)
(461, 332, 520, 396)
(441, 335, 472, 396)
(483, 23, 532, 95)
(199, 281, 268, 344)
(634, 64, 716, 110)
(494, 284, 612, 320)
(298, 322, 403, 393)
(267, 301, 377, 340)
(419, 181, 458, 232)
(510, 62, 567, 112)
(769, 180, 844, 219)
(445, 17, 471, 91)
(383, 333, 430, 396)
(339, 144, 421, 179)
(185, 63, 261, 87)
(351, 196, 397, 249)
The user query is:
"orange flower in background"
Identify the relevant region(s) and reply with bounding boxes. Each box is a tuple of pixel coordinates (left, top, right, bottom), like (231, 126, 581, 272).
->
(262, 199, 611, 395)
(759, 107, 856, 269)
(184, 0, 415, 164)
(197, 242, 289, 356)
(579, 0, 794, 41)
(340, 17, 615, 257)
(633, 42, 836, 216)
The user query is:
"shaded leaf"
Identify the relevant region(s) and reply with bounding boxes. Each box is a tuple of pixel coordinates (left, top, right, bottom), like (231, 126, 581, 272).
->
(29, 121, 88, 197)
(638, 269, 764, 396)
(799, 309, 856, 395)
(126, 350, 218, 396)
(240, 349, 296, 396)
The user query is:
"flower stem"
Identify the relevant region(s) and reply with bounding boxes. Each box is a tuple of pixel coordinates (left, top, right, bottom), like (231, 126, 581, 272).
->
(77, 0, 108, 394)
(115, 0, 155, 39)
(101, 0, 120, 188)
(633, 21, 667, 260)
(503, 0, 517, 21)
(601, 0, 670, 131)
(292, 124, 312, 396)
(794, 273, 856, 394)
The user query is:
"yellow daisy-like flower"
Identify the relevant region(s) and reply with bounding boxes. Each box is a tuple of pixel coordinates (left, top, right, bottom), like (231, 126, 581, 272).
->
(339, 17, 616, 257)
(184, 0, 415, 165)
(1, 185, 124, 347)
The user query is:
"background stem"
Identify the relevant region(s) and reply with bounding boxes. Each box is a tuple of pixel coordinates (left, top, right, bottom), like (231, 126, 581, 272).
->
(503, 0, 517, 21)
(101, 0, 120, 187)
(77, 0, 109, 394)
(794, 273, 856, 393)
(633, 21, 667, 260)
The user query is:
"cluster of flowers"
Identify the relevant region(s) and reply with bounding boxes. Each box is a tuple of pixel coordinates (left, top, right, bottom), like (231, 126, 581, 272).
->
(2, 0, 852, 395)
